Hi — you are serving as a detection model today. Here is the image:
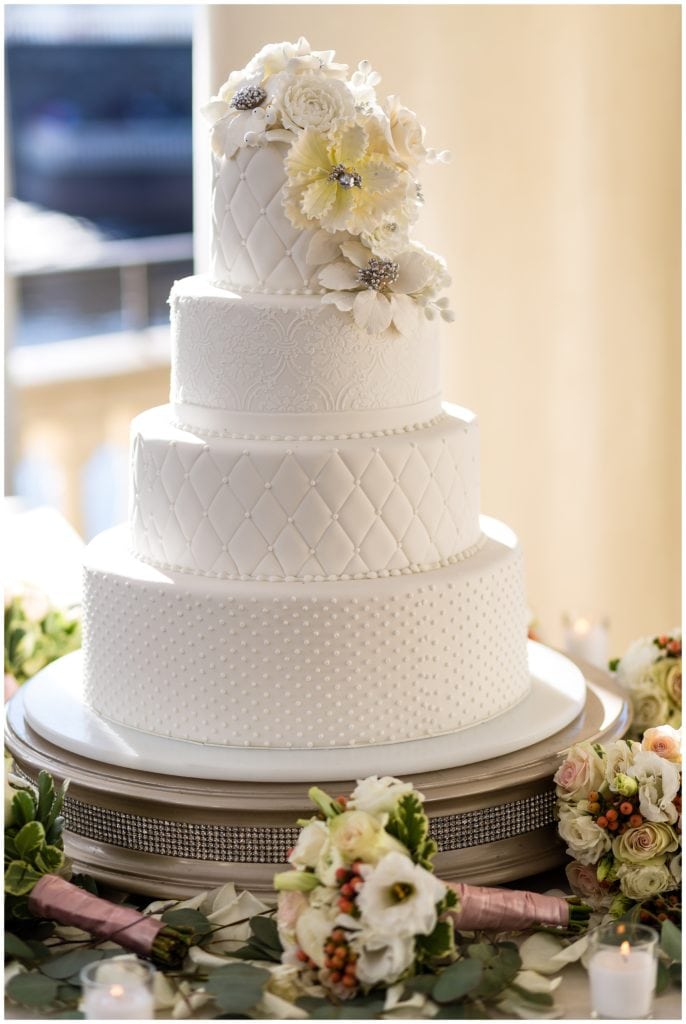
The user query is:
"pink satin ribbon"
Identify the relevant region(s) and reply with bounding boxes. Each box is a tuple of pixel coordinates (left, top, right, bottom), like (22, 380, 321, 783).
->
(446, 881, 569, 931)
(28, 875, 164, 956)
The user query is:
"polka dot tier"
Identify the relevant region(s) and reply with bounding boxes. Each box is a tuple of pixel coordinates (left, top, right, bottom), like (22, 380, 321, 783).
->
(82, 517, 529, 749)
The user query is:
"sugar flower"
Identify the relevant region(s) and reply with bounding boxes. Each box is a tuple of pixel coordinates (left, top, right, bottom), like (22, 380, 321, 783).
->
(355, 851, 446, 937)
(283, 123, 407, 237)
(275, 73, 355, 134)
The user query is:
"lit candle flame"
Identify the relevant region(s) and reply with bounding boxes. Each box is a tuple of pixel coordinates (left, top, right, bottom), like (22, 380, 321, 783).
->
(574, 618, 590, 635)
(620, 940, 631, 961)
(109, 984, 125, 998)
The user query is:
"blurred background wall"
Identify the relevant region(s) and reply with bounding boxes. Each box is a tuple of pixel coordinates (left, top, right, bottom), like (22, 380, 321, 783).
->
(199, 4, 681, 652)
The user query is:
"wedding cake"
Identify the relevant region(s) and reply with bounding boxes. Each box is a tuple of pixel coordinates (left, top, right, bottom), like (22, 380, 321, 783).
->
(80, 39, 530, 753)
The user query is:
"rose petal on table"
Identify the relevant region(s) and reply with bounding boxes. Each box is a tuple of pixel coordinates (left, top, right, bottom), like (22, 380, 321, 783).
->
(514, 969, 563, 994)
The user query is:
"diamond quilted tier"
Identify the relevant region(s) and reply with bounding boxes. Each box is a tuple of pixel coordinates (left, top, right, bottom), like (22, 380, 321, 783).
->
(130, 404, 481, 581)
(170, 276, 441, 430)
(211, 143, 320, 293)
(83, 517, 530, 748)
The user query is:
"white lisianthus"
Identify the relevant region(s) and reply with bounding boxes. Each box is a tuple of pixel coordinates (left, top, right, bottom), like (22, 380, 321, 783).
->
(617, 859, 674, 900)
(641, 725, 681, 764)
(615, 636, 660, 690)
(628, 750, 680, 824)
(557, 807, 612, 865)
(274, 73, 355, 134)
(289, 819, 329, 870)
(350, 930, 415, 987)
(295, 906, 336, 968)
(348, 775, 416, 821)
(355, 851, 446, 937)
(554, 742, 606, 802)
(314, 839, 346, 887)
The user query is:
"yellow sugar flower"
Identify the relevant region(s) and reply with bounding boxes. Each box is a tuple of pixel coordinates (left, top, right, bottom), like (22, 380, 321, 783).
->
(283, 123, 408, 236)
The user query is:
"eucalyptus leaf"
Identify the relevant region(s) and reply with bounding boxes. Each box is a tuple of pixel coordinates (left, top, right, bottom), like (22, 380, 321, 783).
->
(205, 963, 270, 1013)
(660, 919, 682, 963)
(4, 932, 40, 960)
(249, 914, 282, 953)
(655, 960, 670, 995)
(56, 983, 82, 1004)
(433, 958, 483, 1003)
(404, 973, 438, 994)
(40, 947, 114, 981)
(162, 907, 212, 938)
(507, 983, 554, 1006)
(7, 972, 60, 1007)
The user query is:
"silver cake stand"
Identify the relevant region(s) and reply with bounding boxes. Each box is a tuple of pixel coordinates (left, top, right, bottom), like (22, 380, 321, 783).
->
(5, 643, 629, 896)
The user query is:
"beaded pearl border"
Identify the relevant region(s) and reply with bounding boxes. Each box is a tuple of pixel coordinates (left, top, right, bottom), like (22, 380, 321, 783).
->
(169, 411, 449, 443)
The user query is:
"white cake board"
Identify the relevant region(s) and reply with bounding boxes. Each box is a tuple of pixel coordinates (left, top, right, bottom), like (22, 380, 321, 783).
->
(19, 642, 585, 782)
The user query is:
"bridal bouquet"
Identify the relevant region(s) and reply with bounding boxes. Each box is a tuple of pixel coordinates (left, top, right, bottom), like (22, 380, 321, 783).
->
(275, 776, 588, 998)
(555, 728, 682, 913)
(611, 631, 681, 738)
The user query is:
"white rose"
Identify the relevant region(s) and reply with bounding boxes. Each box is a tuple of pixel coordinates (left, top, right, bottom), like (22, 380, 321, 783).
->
(276, 890, 309, 950)
(351, 931, 415, 987)
(328, 810, 407, 865)
(275, 74, 355, 134)
(295, 906, 336, 968)
(288, 819, 329, 870)
(554, 742, 606, 802)
(557, 808, 612, 865)
(355, 851, 446, 937)
(616, 637, 659, 689)
(631, 678, 670, 732)
(617, 859, 674, 900)
(669, 852, 681, 885)
(348, 775, 416, 820)
(604, 740, 636, 788)
(628, 749, 680, 824)
(641, 725, 681, 764)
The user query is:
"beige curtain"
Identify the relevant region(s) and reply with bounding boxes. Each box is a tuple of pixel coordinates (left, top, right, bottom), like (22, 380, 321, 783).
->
(197, 5, 681, 651)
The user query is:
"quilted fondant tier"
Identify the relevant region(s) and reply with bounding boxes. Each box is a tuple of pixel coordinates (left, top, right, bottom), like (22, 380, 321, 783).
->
(82, 518, 530, 749)
(130, 404, 481, 581)
(211, 143, 319, 293)
(169, 276, 441, 431)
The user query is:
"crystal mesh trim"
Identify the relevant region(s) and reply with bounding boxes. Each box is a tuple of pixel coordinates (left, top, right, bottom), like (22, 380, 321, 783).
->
(16, 769, 556, 862)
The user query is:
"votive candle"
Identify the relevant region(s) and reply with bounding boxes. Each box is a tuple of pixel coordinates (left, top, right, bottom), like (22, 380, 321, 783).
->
(563, 615, 609, 668)
(587, 922, 658, 1019)
(80, 958, 155, 1019)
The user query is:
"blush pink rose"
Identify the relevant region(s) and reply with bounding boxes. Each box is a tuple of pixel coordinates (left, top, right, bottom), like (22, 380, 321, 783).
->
(554, 743, 605, 801)
(565, 860, 612, 910)
(641, 725, 681, 764)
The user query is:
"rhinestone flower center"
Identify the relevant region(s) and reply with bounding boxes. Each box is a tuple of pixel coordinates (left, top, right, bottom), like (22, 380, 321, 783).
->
(230, 85, 267, 111)
(328, 163, 363, 190)
(357, 257, 400, 291)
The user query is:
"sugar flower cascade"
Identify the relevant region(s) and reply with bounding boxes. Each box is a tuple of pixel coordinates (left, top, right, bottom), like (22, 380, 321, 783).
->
(203, 37, 454, 336)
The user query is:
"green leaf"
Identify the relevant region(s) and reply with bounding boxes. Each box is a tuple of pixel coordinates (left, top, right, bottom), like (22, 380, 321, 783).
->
(403, 974, 438, 994)
(10, 790, 37, 827)
(386, 792, 437, 867)
(433, 958, 484, 1003)
(56, 983, 82, 1005)
(4, 859, 43, 896)
(655, 959, 671, 995)
(35, 844, 65, 874)
(432, 1006, 489, 1019)
(660, 919, 682, 963)
(308, 786, 344, 818)
(205, 963, 270, 1013)
(14, 821, 46, 860)
(7, 972, 60, 1007)
(4, 932, 42, 960)
(36, 771, 56, 824)
(609, 658, 620, 672)
(40, 948, 115, 982)
(416, 919, 456, 962)
(466, 942, 495, 963)
(161, 907, 212, 939)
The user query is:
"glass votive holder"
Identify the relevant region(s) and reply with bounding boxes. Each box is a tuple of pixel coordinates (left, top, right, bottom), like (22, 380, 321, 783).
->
(587, 921, 658, 1019)
(80, 958, 155, 1020)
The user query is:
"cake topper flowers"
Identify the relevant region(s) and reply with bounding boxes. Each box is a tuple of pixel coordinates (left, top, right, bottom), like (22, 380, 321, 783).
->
(203, 38, 453, 333)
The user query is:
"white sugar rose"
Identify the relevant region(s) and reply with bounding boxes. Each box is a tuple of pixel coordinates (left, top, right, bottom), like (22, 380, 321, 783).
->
(554, 742, 606, 802)
(288, 819, 329, 870)
(276, 73, 355, 134)
(641, 725, 681, 763)
(351, 930, 415, 987)
(348, 775, 416, 820)
(384, 96, 428, 169)
(355, 851, 446, 937)
(328, 809, 408, 864)
(557, 808, 612, 865)
(617, 859, 674, 900)
(629, 749, 680, 824)
(612, 821, 679, 864)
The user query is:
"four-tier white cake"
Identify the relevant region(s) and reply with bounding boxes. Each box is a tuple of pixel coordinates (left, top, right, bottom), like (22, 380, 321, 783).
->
(81, 39, 530, 754)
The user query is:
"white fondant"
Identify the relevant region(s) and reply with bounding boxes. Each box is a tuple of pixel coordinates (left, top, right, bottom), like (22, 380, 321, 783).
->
(211, 143, 320, 292)
(169, 276, 441, 428)
(130, 404, 481, 581)
(82, 517, 530, 749)
(19, 643, 586, 781)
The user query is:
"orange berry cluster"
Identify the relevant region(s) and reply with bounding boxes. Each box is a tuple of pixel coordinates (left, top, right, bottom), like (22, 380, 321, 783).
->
(335, 862, 364, 915)
(588, 791, 643, 834)
(656, 634, 681, 657)
(323, 928, 359, 990)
